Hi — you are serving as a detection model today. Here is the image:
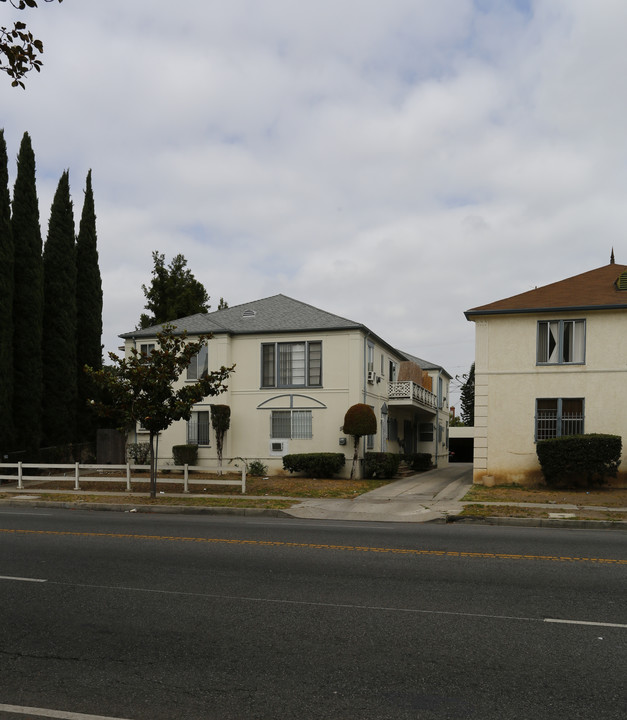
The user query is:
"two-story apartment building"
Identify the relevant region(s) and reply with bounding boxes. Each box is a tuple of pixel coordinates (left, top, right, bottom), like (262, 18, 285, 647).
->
(465, 258, 627, 486)
(120, 294, 451, 477)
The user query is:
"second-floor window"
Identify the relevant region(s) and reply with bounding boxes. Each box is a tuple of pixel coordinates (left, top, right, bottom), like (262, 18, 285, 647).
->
(261, 342, 322, 388)
(537, 320, 585, 364)
(187, 345, 208, 380)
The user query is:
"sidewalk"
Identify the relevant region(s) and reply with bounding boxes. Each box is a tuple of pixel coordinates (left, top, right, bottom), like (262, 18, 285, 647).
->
(2, 464, 626, 528)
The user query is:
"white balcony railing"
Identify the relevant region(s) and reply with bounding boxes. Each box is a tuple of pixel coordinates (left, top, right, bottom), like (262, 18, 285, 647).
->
(387, 381, 438, 410)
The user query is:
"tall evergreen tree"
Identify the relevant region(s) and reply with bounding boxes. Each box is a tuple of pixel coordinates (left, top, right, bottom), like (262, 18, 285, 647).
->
(460, 362, 475, 427)
(42, 170, 77, 446)
(12, 131, 43, 454)
(138, 251, 210, 329)
(0, 129, 13, 454)
(75, 169, 102, 442)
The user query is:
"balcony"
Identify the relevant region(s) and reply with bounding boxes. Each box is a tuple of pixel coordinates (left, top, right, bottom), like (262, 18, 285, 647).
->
(387, 380, 438, 412)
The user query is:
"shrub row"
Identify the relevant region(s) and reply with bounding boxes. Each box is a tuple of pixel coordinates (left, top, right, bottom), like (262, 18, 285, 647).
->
(536, 434, 621, 488)
(172, 444, 198, 466)
(283, 453, 345, 478)
(405, 452, 432, 472)
(364, 452, 401, 479)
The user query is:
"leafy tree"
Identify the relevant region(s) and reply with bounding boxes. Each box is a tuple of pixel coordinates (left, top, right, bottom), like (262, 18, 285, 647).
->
(12, 131, 43, 453)
(217, 297, 228, 310)
(210, 404, 230, 474)
(0, 0, 63, 88)
(42, 170, 76, 446)
(0, 129, 13, 453)
(75, 169, 102, 441)
(138, 251, 211, 329)
(343, 403, 377, 480)
(460, 362, 475, 427)
(85, 326, 234, 498)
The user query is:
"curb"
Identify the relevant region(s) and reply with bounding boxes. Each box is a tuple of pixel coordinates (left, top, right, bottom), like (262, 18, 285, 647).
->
(0, 499, 291, 518)
(447, 515, 627, 531)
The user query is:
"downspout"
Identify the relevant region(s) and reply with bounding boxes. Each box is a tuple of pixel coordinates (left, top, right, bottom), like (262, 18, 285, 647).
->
(131, 336, 138, 446)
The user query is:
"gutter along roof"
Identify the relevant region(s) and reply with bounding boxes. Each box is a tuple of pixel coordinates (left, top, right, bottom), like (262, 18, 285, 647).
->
(465, 263, 627, 319)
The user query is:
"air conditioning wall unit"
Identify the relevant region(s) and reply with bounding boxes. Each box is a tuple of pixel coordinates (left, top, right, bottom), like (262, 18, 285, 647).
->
(367, 370, 376, 384)
(270, 440, 288, 455)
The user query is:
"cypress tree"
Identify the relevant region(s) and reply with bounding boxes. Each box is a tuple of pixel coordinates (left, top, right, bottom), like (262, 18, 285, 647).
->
(75, 169, 102, 442)
(42, 170, 77, 447)
(12, 132, 43, 455)
(0, 130, 13, 455)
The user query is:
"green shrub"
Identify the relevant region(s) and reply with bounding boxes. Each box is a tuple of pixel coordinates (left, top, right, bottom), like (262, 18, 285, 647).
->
(248, 459, 268, 477)
(364, 452, 401, 479)
(536, 434, 621, 488)
(405, 452, 432, 472)
(172, 444, 198, 466)
(127, 442, 150, 464)
(282, 453, 346, 478)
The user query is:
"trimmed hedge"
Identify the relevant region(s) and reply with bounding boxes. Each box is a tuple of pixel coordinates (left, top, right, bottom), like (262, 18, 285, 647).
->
(364, 452, 401, 479)
(536, 434, 622, 488)
(172, 444, 198, 466)
(405, 452, 432, 472)
(282, 453, 346, 478)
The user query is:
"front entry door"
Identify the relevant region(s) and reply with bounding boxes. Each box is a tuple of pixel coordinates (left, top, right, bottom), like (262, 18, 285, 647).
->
(403, 420, 415, 454)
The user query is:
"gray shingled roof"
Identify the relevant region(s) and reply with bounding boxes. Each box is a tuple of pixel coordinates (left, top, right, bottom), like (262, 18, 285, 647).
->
(120, 294, 364, 339)
(401, 351, 452, 379)
(120, 293, 451, 377)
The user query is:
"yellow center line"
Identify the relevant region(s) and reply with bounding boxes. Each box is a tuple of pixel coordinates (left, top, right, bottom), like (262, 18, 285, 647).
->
(2, 527, 626, 564)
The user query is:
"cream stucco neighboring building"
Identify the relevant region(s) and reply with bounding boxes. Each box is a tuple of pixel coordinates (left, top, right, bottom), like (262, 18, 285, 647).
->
(120, 295, 451, 476)
(465, 258, 627, 486)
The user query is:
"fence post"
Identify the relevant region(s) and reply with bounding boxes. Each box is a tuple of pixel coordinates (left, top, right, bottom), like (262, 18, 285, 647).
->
(17, 461, 23, 490)
(126, 463, 131, 492)
(241, 465, 246, 494)
(184, 464, 189, 493)
(74, 462, 80, 491)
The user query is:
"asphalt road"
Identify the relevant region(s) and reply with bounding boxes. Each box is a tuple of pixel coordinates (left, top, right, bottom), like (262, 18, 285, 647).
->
(1, 508, 626, 720)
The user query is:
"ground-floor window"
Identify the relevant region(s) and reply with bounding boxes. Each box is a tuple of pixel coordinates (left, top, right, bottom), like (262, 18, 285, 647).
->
(419, 422, 434, 442)
(187, 410, 210, 445)
(535, 398, 584, 440)
(271, 410, 312, 439)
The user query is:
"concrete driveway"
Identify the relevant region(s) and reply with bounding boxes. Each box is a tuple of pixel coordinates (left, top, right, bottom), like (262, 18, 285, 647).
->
(285, 463, 473, 523)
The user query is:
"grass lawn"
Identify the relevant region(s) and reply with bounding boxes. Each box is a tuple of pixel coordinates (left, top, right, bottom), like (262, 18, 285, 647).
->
(462, 484, 627, 507)
(1, 473, 394, 504)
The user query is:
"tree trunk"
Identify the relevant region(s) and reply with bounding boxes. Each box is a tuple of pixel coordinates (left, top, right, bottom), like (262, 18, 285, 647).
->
(350, 436, 360, 480)
(149, 431, 156, 498)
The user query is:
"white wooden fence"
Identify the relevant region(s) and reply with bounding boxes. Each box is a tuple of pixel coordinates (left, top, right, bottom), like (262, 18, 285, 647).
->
(0, 462, 246, 494)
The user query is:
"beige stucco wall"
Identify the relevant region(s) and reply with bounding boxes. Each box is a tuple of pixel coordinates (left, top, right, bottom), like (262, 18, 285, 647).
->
(472, 309, 627, 486)
(126, 329, 409, 478)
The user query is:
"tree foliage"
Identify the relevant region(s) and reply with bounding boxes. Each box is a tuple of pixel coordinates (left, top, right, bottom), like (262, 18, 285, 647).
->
(12, 131, 43, 453)
(343, 403, 377, 480)
(0, 0, 63, 88)
(86, 326, 234, 497)
(42, 170, 76, 446)
(0, 129, 13, 453)
(138, 251, 211, 329)
(75, 169, 102, 441)
(460, 362, 475, 427)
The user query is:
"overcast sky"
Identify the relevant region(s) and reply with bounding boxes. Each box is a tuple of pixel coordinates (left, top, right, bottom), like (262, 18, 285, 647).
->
(2, 0, 626, 407)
